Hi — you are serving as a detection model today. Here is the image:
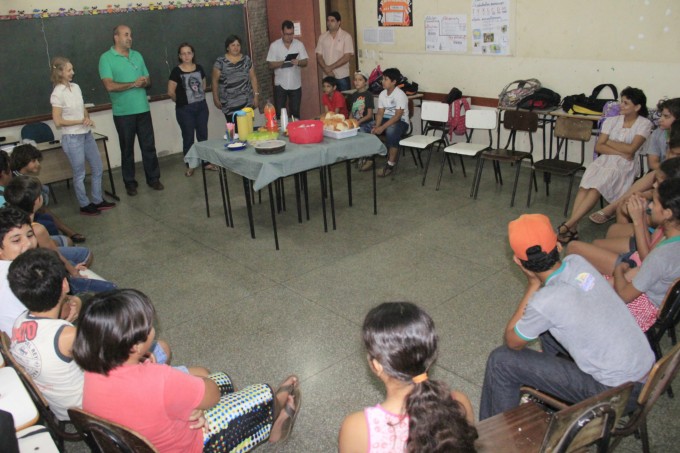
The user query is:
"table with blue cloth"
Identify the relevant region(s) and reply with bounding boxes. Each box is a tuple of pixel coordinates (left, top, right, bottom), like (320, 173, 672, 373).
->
(185, 132, 387, 249)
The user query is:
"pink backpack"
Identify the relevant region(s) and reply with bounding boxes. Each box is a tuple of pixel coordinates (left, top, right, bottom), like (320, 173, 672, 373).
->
(448, 97, 471, 140)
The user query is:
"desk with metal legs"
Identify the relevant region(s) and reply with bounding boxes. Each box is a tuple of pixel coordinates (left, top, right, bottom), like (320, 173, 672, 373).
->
(186, 134, 386, 249)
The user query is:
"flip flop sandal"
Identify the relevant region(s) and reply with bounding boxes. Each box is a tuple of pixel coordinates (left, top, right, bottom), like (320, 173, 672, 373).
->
(70, 233, 86, 244)
(275, 385, 302, 448)
(275, 375, 298, 398)
(378, 164, 395, 177)
(589, 210, 614, 224)
(556, 222, 579, 244)
(204, 164, 219, 171)
(185, 168, 195, 177)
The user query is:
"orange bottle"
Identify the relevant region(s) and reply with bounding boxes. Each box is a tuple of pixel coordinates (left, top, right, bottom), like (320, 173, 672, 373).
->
(264, 101, 278, 132)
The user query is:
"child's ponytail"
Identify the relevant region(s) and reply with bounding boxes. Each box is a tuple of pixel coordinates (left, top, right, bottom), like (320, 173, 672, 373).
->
(405, 376, 477, 453)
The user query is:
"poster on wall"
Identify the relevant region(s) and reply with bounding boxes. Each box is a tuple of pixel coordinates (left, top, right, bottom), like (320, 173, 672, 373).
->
(378, 0, 412, 27)
(471, 0, 511, 55)
(425, 15, 467, 52)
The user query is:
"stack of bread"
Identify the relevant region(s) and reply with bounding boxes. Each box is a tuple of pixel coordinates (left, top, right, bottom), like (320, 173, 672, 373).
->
(321, 112, 359, 131)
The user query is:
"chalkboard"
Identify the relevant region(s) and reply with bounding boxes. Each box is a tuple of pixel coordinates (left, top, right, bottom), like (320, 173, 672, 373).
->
(0, 6, 247, 123)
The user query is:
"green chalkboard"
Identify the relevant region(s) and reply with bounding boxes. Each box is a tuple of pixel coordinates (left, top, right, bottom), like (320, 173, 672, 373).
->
(0, 6, 247, 123)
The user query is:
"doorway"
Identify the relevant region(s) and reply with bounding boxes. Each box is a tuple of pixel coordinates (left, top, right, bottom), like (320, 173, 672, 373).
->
(326, 0, 358, 78)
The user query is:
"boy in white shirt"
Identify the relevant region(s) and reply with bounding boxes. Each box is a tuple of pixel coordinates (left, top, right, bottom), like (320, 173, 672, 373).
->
(371, 68, 409, 177)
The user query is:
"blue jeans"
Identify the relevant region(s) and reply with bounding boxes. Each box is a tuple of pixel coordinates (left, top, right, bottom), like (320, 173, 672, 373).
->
(175, 100, 209, 156)
(273, 85, 302, 119)
(61, 132, 103, 207)
(113, 111, 160, 187)
(59, 246, 90, 266)
(335, 77, 351, 92)
(68, 275, 116, 294)
(378, 117, 408, 148)
(479, 334, 643, 420)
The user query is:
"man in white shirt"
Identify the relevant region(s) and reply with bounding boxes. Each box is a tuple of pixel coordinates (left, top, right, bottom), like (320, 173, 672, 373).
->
(267, 20, 309, 118)
(267, 20, 309, 119)
(315, 11, 354, 92)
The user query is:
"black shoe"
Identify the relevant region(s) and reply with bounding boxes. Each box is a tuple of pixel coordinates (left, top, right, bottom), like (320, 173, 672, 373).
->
(80, 203, 101, 216)
(95, 200, 116, 210)
(126, 185, 138, 196)
(148, 181, 164, 191)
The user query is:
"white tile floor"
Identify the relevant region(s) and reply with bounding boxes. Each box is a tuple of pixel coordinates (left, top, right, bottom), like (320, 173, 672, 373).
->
(56, 152, 679, 452)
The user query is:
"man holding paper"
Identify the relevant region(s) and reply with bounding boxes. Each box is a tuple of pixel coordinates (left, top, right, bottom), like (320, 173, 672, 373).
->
(266, 20, 309, 119)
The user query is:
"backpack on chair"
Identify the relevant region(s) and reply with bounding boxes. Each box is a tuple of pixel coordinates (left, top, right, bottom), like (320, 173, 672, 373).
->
(448, 97, 471, 140)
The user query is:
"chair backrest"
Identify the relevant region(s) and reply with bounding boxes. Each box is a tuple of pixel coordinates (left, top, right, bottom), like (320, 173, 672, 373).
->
(654, 278, 680, 334)
(0, 332, 79, 443)
(464, 109, 497, 130)
(554, 116, 593, 142)
(420, 100, 451, 123)
(503, 110, 539, 133)
(637, 342, 680, 417)
(68, 408, 158, 453)
(20, 122, 55, 143)
(540, 382, 633, 453)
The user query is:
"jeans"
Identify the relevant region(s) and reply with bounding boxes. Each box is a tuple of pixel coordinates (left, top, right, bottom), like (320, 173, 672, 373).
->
(273, 85, 302, 119)
(59, 246, 91, 266)
(378, 117, 408, 148)
(335, 77, 351, 92)
(479, 334, 643, 420)
(112, 111, 161, 187)
(68, 275, 116, 294)
(61, 132, 103, 207)
(175, 100, 209, 156)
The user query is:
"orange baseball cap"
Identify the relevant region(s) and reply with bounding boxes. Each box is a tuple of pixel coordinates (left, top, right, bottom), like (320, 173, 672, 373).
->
(508, 214, 558, 261)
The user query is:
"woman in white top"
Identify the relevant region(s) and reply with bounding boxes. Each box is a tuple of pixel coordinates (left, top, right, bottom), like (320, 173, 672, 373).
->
(558, 87, 652, 243)
(50, 57, 115, 216)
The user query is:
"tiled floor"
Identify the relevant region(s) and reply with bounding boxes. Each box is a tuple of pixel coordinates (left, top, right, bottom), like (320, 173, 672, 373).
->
(56, 151, 679, 452)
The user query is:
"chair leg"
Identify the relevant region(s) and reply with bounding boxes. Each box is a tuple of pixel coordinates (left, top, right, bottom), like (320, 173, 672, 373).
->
(527, 169, 535, 208)
(409, 147, 418, 167)
(436, 151, 447, 191)
(510, 159, 522, 207)
(564, 174, 576, 217)
(421, 145, 434, 186)
(446, 154, 454, 174)
(639, 418, 650, 453)
(473, 158, 485, 199)
(459, 155, 467, 178)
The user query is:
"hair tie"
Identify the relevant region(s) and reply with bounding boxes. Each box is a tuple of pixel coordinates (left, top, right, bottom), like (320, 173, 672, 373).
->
(412, 373, 428, 384)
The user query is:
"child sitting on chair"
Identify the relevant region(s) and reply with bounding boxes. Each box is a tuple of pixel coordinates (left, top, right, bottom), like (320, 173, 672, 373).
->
(8, 249, 198, 421)
(339, 302, 477, 453)
(371, 68, 409, 177)
(73, 288, 302, 453)
(9, 144, 87, 244)
(348, 71, 375, 134)
(322, 76, 349, 118)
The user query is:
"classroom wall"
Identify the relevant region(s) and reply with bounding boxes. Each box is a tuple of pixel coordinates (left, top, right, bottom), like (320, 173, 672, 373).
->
(355, 0, 679, 103)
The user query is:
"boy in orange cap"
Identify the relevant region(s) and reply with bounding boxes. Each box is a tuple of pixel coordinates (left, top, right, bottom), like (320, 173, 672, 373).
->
(479, 214, 654, 420)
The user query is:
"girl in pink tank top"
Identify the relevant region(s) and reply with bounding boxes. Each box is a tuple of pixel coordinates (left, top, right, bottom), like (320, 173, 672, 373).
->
(338, 302, 478, 453)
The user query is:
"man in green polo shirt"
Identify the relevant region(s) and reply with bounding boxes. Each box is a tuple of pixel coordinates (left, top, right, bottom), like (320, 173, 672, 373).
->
(99, 24, 163, 196)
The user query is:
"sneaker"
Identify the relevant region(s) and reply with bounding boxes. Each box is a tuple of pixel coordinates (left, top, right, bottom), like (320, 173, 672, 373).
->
(148, 181, 164, 191)
(125, 185, 138, 196)
(95, 200, 116, 211)
(360, 159, 374, 172)
(80, 203, 101, 216)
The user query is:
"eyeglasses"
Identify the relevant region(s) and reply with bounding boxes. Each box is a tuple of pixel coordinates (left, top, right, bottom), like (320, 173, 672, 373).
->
(283, 32, 295, 36)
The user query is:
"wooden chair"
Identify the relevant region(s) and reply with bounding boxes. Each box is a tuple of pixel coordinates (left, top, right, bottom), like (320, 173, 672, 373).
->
(436, 109, 497, 194)
(0, 332, 81, 450)
(68, 408, 158, 453)
(398, 100, 450, 186)
(477, 383, 634, 453)
(645, 278, 680, 397)
(474, 110, 538, 207)
(527, 116, 593, 215)
(608, 342, 680, 452)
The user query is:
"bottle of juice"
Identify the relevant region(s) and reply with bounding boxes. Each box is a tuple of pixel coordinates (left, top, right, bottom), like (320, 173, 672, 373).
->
(264, 101, 278, 132)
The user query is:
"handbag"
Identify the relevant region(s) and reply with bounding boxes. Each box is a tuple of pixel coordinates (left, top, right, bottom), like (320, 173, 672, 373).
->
(563, 84, 618, 115)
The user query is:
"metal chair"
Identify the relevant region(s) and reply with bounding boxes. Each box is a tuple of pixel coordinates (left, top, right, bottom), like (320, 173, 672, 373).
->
(398, 100, 450, 186)
(645, 278, 680, 397)
(527, 116, 593, 216)
(68, 408, 158, 453)
(0, 332, 82, 450)
(474, 110, 538, 207)
(609, 342, 680, 453)
(20, 122, 55, 144)
(521, 382, 634, 453)
(436, 109, 497, 194)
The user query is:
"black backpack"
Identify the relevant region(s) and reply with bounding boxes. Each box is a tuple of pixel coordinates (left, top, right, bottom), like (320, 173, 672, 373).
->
(517, 87, 561, 110)
(446, 87, 463, 105)
(562, 84, 618, 114)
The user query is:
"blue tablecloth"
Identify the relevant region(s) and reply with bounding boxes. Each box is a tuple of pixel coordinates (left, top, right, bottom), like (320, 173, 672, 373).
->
(185, 132, 387, 191)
